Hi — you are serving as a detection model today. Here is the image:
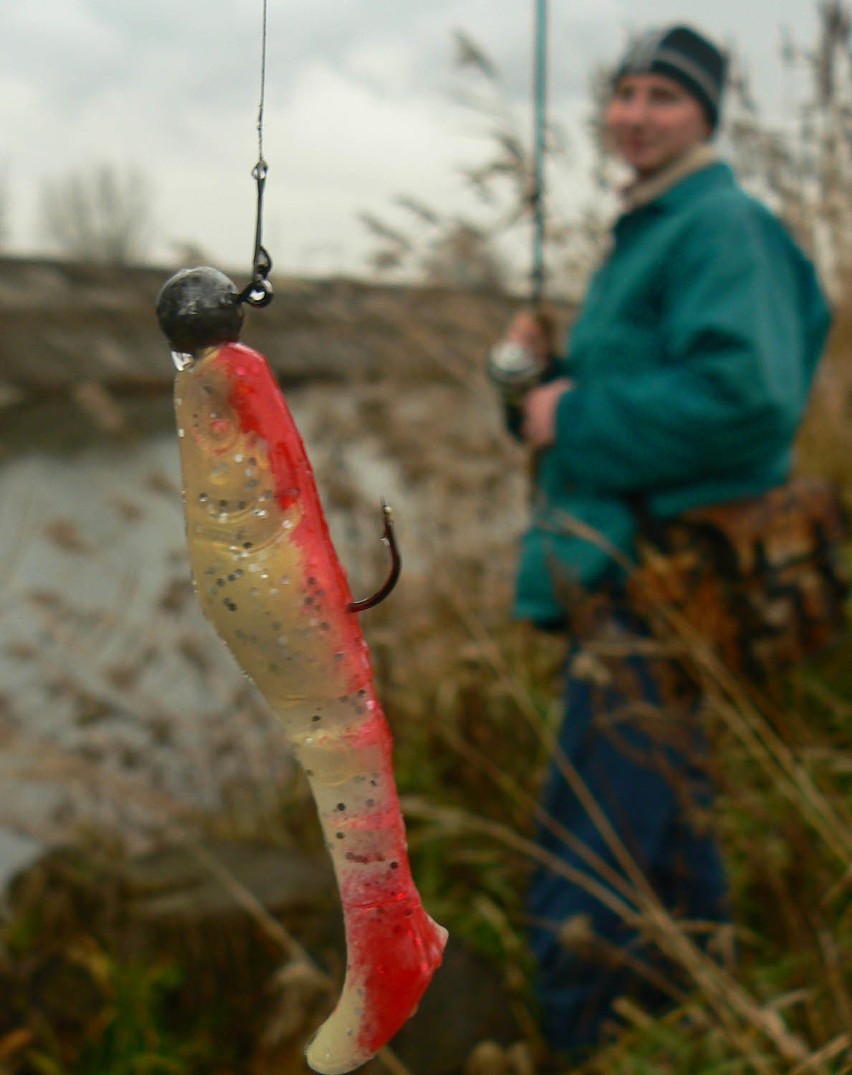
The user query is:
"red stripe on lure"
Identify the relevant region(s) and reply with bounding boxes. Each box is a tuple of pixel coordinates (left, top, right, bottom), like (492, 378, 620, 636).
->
(157, 269, 447, 1075)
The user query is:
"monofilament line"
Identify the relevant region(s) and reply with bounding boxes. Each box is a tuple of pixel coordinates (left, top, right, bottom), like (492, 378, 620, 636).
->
(256, 0, 268, 169)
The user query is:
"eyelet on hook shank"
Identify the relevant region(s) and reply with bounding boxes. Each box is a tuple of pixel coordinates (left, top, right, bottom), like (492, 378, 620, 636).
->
(239, 278, 274, 308)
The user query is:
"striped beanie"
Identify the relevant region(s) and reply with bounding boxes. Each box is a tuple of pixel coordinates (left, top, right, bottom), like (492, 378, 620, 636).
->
(612, 25, 727, 130)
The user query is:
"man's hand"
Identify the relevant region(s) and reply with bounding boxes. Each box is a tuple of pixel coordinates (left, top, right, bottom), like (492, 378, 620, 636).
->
(521, 378, 574, 449)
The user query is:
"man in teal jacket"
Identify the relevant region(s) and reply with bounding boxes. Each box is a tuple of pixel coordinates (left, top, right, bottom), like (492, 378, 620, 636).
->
(503, 24, 832, 1054)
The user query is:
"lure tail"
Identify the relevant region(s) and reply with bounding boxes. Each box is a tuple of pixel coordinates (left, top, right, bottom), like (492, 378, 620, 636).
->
(300, 710, 447, 1074)
(169, 328, 446, 1074)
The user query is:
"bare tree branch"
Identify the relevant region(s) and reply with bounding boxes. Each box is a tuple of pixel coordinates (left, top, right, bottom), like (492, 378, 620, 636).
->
(40, 164, 154, 265)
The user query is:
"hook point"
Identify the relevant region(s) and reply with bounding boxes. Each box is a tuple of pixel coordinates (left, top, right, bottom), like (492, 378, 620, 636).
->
(349, 498, 402, 613)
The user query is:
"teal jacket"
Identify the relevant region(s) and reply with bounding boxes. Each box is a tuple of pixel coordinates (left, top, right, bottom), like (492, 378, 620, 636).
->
(515, 161, 832, 625)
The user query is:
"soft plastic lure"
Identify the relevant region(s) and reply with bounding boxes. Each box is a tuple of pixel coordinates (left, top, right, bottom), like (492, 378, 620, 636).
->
(156, 268, 447, 1075)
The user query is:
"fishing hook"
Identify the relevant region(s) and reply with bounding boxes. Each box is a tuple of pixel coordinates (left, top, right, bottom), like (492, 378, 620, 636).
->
(238, 1, 274, 309)
(349, 499, 402, 613)
(237, 159, 274, 308)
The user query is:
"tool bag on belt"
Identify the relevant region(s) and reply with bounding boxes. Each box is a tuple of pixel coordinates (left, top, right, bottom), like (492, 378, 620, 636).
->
(626, 476, 850, 681)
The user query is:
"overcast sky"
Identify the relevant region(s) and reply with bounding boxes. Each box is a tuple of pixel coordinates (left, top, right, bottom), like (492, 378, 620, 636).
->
(2, 0, 823, 280)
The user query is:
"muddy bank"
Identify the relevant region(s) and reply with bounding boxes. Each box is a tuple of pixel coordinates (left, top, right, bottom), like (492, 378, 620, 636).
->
(0, 255, 572, 392)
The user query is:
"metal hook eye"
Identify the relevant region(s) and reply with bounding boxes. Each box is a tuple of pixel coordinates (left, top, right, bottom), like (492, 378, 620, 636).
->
(240, 278, 274, 307)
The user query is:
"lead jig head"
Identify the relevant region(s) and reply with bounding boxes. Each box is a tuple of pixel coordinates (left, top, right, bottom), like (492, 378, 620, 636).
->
(156, 266, 245, 358)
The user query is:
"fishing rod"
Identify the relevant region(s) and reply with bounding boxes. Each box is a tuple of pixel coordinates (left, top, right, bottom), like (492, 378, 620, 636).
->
(486, 0, 551, 398)
(530, 0, 548, 307)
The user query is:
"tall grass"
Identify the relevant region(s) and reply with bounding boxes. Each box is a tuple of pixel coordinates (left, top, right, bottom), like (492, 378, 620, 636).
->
(371, 553, 851, 1074)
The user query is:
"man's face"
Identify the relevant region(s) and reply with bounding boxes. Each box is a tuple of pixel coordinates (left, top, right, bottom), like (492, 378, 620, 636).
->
(605, 73, 711, 178)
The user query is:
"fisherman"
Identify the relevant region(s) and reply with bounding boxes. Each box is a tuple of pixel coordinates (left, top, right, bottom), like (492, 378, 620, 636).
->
(491, 24, 833, 1055)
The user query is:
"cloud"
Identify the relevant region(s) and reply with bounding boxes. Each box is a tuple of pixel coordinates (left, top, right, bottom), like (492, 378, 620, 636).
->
(5, 1, 123, 113)
(156, 56, 469, 275)
(1, 0, 823, 269)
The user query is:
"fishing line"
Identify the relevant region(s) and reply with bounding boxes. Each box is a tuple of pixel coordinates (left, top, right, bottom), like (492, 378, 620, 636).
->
(237, 0, 274, 308)
(256, 0, 268, 167)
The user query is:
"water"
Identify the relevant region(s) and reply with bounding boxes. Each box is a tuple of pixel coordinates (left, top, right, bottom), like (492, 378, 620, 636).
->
(0, 381, 527, 857)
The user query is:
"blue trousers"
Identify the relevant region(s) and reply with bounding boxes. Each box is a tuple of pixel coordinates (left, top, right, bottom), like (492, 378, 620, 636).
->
(526, 613, 730, 1054)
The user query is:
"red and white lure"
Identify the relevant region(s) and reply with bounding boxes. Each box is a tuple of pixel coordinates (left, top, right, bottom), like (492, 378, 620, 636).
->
(156, 268, 447, 1075)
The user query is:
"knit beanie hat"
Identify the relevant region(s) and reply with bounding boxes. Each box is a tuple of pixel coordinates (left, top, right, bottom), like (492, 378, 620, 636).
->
(612, 25, 727, 130)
